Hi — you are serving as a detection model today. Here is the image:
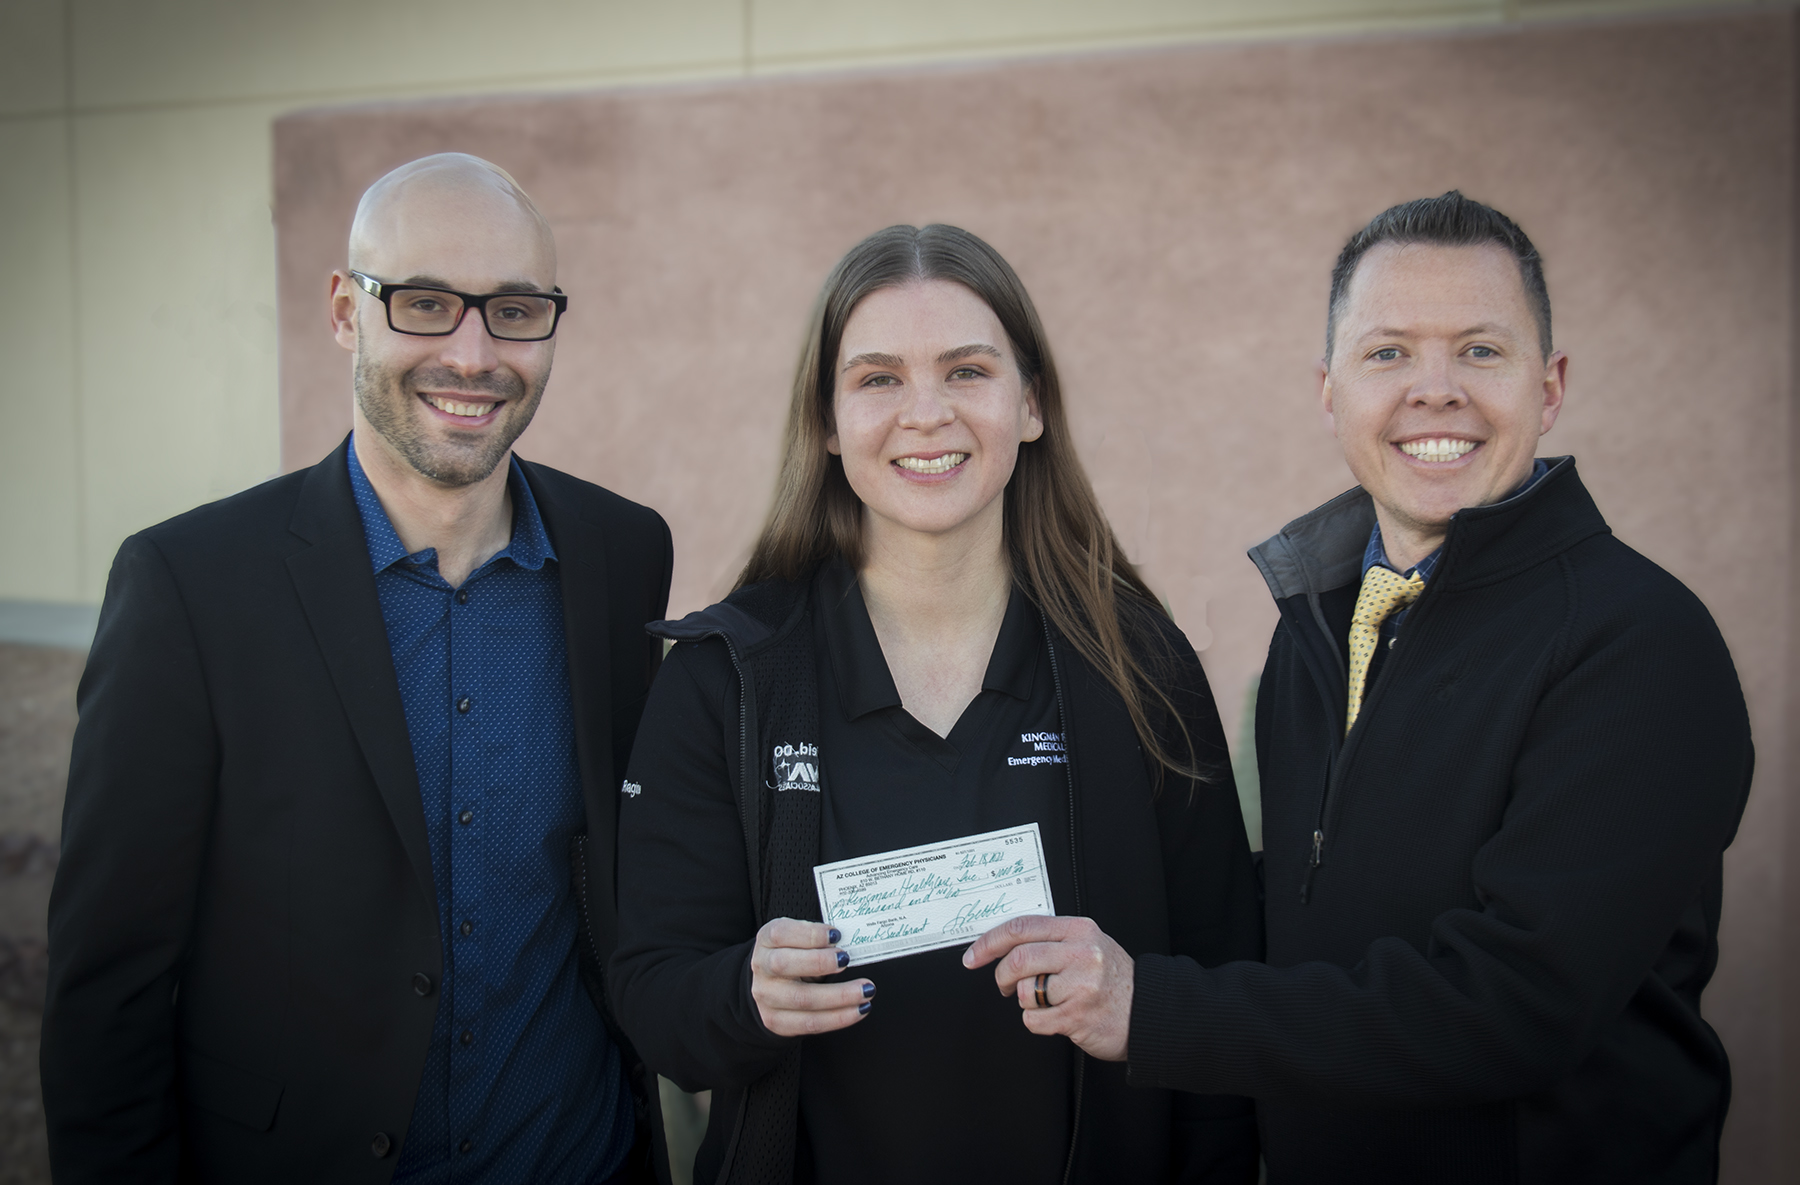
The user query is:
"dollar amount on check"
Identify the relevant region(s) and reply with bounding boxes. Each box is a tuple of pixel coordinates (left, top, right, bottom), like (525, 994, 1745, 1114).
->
(812, 823, 1055, 966)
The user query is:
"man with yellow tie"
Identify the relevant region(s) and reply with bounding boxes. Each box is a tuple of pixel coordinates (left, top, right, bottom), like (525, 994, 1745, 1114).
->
(965, 192, 1753, 1184)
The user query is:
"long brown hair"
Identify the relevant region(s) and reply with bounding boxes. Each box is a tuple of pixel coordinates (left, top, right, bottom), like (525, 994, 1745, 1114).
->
(738, 224, 1200, 783)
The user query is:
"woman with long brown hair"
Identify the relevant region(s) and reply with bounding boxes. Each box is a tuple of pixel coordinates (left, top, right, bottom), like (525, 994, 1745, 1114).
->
(610, 225, 1260, 1184)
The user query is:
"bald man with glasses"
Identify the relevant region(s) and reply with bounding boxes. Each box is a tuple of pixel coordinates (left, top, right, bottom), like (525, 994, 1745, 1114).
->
(43, 155, 674, 1185)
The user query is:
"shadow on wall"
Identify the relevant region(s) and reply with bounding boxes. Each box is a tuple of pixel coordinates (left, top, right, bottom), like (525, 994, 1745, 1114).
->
(0, 642, 82, 1185)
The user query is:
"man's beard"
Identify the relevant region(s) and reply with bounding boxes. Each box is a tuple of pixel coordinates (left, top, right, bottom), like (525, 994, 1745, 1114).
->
(354, 349, 547, 487)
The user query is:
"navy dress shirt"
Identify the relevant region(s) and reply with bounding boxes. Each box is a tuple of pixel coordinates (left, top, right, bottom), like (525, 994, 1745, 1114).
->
(348, 439, 630, 1184)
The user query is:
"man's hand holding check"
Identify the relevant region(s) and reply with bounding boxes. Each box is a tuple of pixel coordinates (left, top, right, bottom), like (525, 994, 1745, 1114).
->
(962, 915, 1135, 1063)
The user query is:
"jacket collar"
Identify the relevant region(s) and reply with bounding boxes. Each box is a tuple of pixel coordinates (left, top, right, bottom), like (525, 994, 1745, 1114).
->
(651, 572, 811, 657)
(1248, 484, 1376, 606)
(1248, 455, 1606, 603)
(1245, 455, 1606, 739)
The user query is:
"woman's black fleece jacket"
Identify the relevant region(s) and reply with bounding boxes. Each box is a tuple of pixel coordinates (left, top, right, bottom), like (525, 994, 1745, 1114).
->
(609, 568, 1263, 1183)
(1126, 458, 1754, 1184)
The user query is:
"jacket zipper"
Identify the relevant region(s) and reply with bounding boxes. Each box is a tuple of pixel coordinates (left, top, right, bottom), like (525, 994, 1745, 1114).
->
(701, 630, 759, 917)
(1301, 583, 1432, 905)
(1042, 626, 1085, 1185)
(711, 631, 755, 1185)
(1042, 628, 1084, 919)
(1300, 705, 1338, 905)
(1300, 824, 1324, 905)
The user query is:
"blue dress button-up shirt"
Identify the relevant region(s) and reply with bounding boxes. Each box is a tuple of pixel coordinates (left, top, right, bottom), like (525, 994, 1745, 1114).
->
(348, 439, 631, 1184)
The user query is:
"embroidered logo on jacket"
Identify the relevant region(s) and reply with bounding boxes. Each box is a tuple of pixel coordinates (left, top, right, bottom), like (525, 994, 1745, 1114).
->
(1007, 731, 1067, 768)
(772, 742, 820, 792)
(621, 780, 642, 797)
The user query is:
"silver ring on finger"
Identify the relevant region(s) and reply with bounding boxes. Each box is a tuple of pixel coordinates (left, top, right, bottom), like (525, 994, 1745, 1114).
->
(1034, 972, 1052, 1010)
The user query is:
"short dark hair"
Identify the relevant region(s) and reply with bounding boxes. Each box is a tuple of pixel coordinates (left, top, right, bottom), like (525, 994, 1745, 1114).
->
(1326, 190, 1551, 363)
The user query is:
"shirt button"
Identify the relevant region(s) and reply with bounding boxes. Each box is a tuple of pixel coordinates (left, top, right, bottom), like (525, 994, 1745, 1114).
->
(371, 1132, 392, 1158)
(459, 1138, 473, 1154)
(459, 810, 473, 825)
(412, 972, 434, 996)
(456, 589, 469, 605)
(456, 697, 471, 714)
(460, 1029, 473, 1047)
(460, 919, 474, 936)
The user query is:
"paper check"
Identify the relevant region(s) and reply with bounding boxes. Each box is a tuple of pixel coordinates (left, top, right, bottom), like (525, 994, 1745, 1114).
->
(812, 823, 1055, 966)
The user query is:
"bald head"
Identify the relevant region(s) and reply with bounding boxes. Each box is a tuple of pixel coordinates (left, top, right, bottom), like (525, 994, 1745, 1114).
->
(348, 153, 556, 287)
(332, 153, 561, 493)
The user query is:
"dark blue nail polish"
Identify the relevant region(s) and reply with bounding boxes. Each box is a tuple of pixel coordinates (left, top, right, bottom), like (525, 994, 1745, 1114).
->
(827, 928, 841, 944)
(858, 1001, 872, 1015)
(862, 983, 876, 998)
(836, 950, 849, 969)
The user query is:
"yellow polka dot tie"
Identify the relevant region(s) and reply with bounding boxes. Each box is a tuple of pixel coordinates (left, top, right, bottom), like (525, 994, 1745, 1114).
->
(1345, 565, 1425, 733)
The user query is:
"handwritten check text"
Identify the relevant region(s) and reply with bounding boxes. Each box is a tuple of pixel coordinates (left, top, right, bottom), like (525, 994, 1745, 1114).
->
(812, 824, 1055, 966)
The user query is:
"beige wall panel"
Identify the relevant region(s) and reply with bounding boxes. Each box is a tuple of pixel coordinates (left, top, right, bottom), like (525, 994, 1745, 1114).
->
(275, 10, 1792, 1177)
(74, 102, 282, 600)
(71, 0, 745, 110)
(0, 0, 65, 116)
(1787, 288, 1800, 1178)
(751, 0, 1496, 64)
(0, 117, 82, 601)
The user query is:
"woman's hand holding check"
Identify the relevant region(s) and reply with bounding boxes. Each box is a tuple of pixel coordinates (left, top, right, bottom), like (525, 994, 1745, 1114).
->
(750, 918, 876, 1037)
(963, 915, 1134, 1062)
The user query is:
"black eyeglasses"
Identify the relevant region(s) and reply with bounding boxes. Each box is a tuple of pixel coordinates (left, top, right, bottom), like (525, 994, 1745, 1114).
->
(351, 271, 568, 342)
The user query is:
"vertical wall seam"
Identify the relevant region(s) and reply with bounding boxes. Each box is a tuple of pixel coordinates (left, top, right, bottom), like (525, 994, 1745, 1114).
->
(1783, 14, 1800, 1181)
(63, 0, 87, 601)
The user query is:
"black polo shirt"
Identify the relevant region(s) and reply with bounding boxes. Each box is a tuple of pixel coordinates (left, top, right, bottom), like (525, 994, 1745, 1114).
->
(798, 560, 1076, 1184)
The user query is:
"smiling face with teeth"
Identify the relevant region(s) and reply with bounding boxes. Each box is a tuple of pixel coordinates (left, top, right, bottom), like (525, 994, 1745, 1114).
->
(827, 280, 1043, 550)
(1323, 241, 1568, 569)
(331, 162, 558, 489)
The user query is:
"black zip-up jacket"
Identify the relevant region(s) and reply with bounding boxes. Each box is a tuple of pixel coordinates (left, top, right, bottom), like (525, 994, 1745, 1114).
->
(609, 570, 1263, 1183)
(1125, 458, 1753, 1183)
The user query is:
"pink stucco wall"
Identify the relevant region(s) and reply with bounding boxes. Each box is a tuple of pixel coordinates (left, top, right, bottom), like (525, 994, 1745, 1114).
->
(275, 10, 1798, 1178)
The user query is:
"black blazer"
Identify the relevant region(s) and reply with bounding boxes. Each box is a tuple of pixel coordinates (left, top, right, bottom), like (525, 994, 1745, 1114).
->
(41, 437, 674, 1184)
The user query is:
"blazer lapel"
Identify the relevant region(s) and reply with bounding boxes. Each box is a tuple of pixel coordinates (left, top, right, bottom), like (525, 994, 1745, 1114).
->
(285, 438, 437, 912)
(526, 463, 619, 943)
